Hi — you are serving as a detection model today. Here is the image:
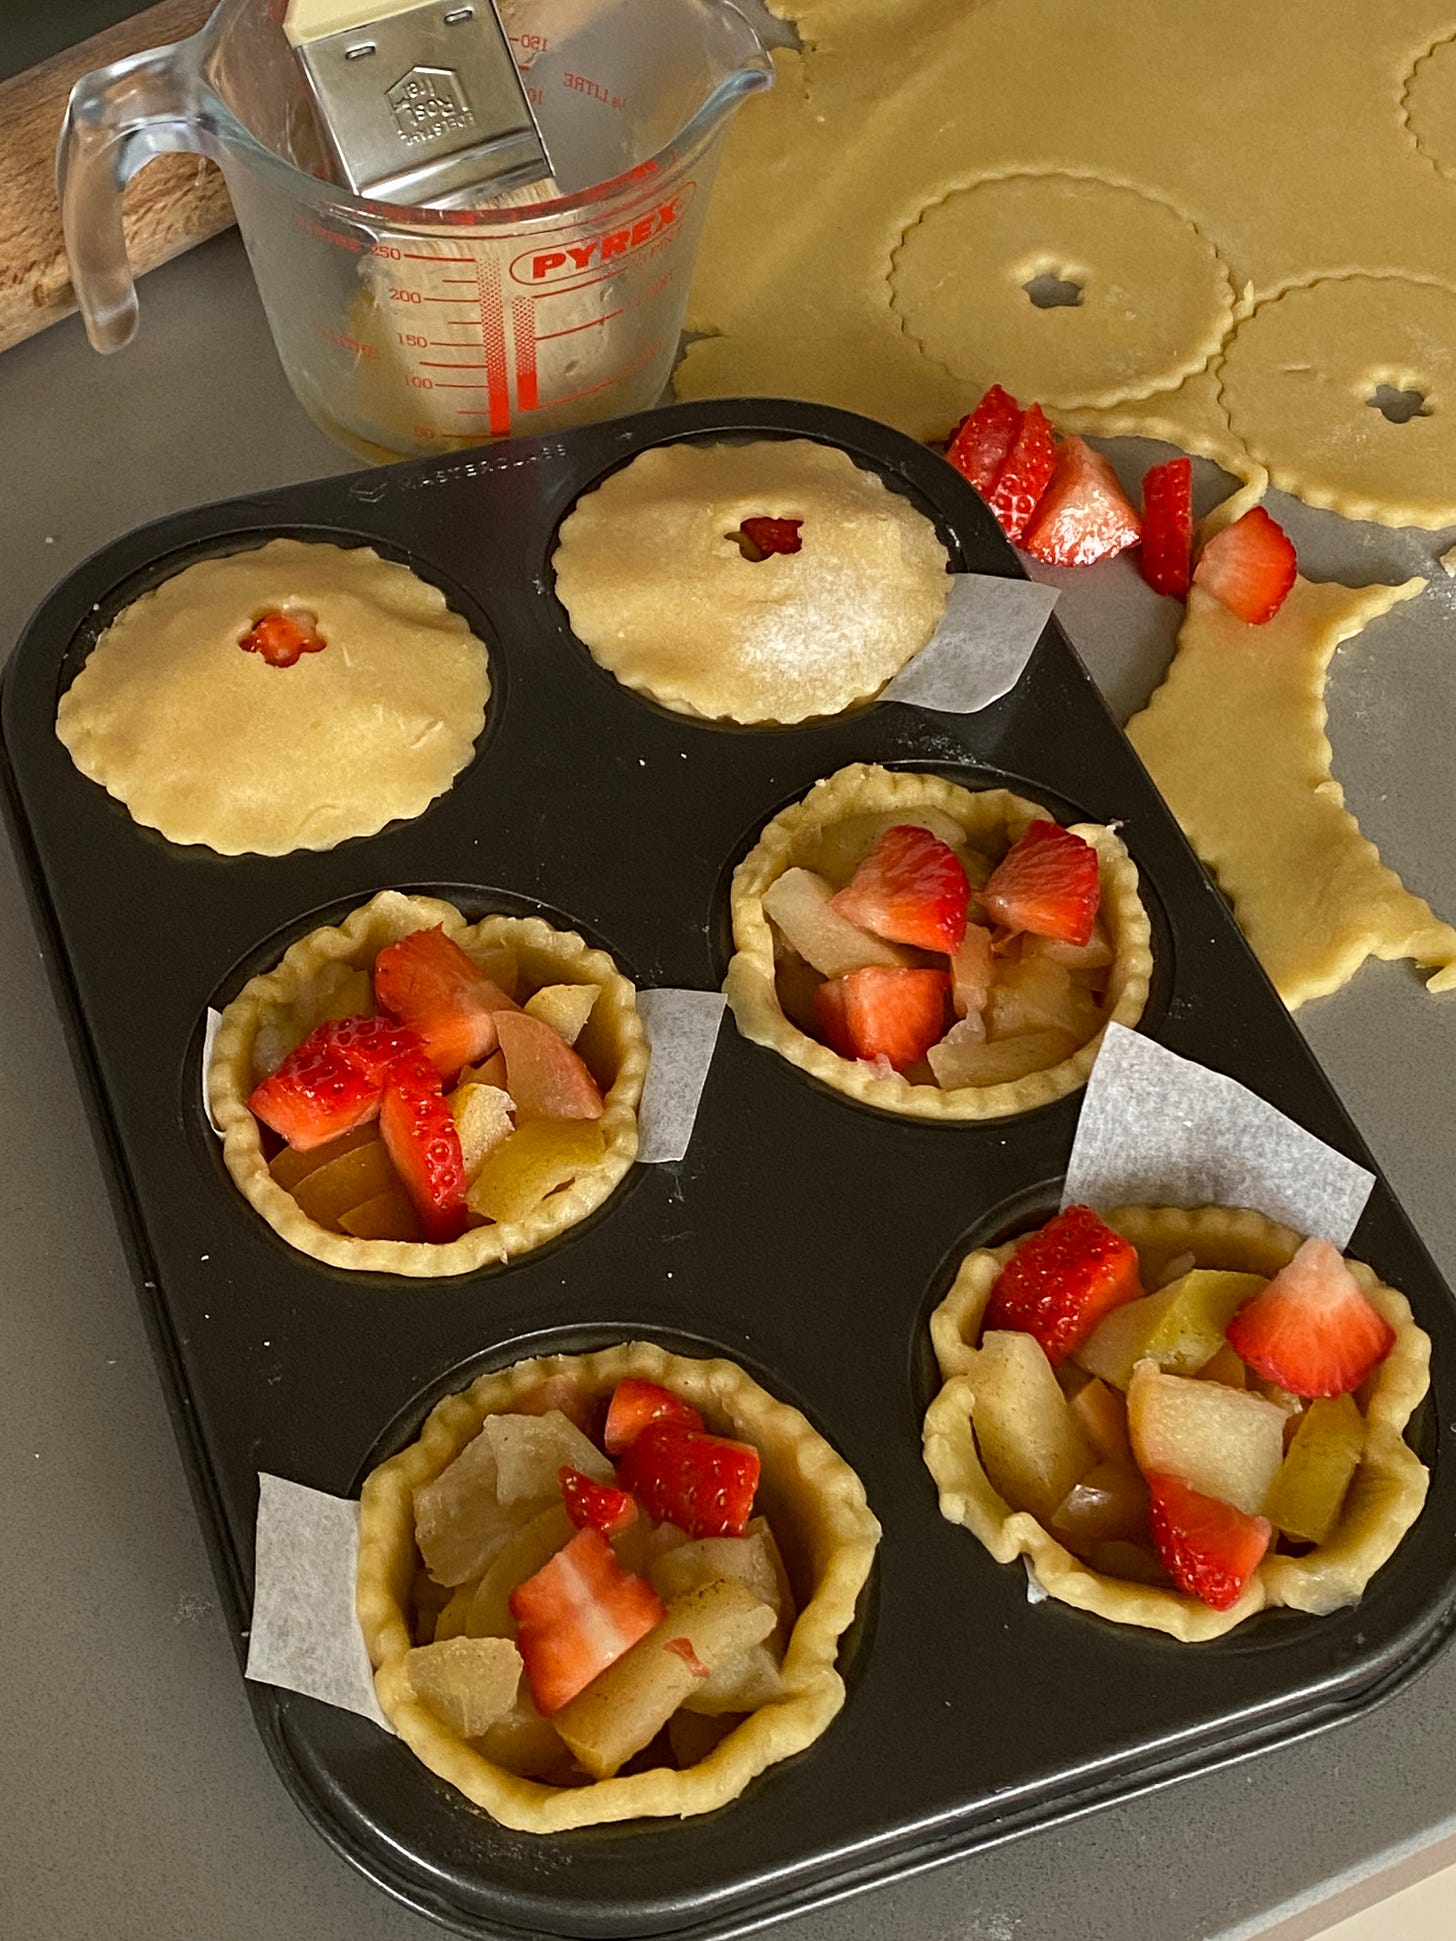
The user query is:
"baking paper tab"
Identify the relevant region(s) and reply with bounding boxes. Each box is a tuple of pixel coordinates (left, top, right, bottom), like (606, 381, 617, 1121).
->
(878, 574, 1059, 712)
(1063, 1025, 1374, 1245)
(635, 989, 727, 1163)
(246, 1474, 391, 1730)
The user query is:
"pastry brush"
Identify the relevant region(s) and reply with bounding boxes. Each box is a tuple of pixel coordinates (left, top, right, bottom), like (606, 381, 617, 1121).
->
(284, 0, 557, 208)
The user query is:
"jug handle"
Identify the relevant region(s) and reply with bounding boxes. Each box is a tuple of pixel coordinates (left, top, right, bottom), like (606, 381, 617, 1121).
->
(58, 37, 208, 353)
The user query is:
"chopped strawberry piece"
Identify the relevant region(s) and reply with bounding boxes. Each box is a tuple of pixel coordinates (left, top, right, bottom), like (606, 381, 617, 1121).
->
(559, 1465, 638, 1540)
(1192, 505, 1297, 624)
(985, 1204, 1143, 1365)
(247, 1013, 422, 1150)
(237, 609, 326, 668)
(829, 824, 970, 953)
(378, 1051, 468, 1242)
(509, 1526, 665, 1715)
(1146, 1469, 1272, 1611)
(1225, 1238, 1396, 1397)
(617, 1422, 761, 1540)
(373, 926, 517, 1080)
(603, 1378, 705, 1456)
(738, 516, 803, 557)
(945, 383, 1024, 494)
(986, 402, 1057, 541)
(1139, 456, 1193, 598)
(813, 965, 950, 1070)
(1020, 436, 1141, 567)
(981, 821, 1100, 946)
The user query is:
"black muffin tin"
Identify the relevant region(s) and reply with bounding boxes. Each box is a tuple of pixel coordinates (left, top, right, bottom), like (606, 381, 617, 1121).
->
(4, 399, 1455, 1940)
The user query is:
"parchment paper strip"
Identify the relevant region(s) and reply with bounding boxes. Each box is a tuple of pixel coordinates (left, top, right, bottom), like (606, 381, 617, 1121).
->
(635, 989, 727, 1163)
(879, 574, 1059, 712)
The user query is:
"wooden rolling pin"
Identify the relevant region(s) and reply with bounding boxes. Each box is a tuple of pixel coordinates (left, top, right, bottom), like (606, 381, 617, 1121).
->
(0, 0, 234, 355)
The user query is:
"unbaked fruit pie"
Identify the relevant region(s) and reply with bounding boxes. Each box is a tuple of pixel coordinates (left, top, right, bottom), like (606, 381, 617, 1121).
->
(724, 763, 1152, 1119)
(206, 891, 647, 1275)
(923, 1204, 1431, 1640)
(355, 1341, 881, 1830)
(55, 538, 490, 855)
(551, 440, 951, 725)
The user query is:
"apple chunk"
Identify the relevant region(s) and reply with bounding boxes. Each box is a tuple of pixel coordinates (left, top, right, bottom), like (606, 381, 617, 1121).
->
(968, 1330, 1096, 1522)
(551, 1577, 777, 1779)
(1127, 1360, 1287, 1516)
(762, 867, 912, 977)
(1077, 1271, 1267, 1390)
(1263, 1393, 1365, 1544)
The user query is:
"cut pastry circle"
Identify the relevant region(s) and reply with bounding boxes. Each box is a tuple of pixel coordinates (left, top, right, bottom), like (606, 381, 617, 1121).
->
(1217, 276, 1456, 526)
(550, 440, 951, 725)
(888, 172, 1237, 412)
(723, 763, 1152, 1121)
(1402, 34, 1456, 182)
(55, 539, 491, 854)
(924, 1205, 1432, 1642)
(356, 1338, 882, 1831)
(206, 891, 647, 1276)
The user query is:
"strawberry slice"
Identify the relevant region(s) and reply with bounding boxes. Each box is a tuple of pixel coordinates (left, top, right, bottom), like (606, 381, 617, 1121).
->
(617, 1422, 761, 1540)
(980, 821, 1100, 946)
(829, 825, 970, 953)
(985, 1204, 1143, 1365)
(945, 383, 1024, 494)
(603, 1378, 705, 1457)
(1192, 505, 1297, 624)
(509, 1526, 665, 1715)
(1020, 436, 1142, 566)
(558, 1465, 638, 1540)
(378, 1051, 468, 1242)
(1139, 456, 1193, 598)
(1225, 1237, 1396, 1397)
(237, 609, 326, 668)
(1146, 1469, 1272, 1612)
(373, 926, 517, 1080)
(738, 515, 803, 557)
(247, 1014, 422, 1150)
(812, 966, 950, 1070)
(986, 402, 1057, 541)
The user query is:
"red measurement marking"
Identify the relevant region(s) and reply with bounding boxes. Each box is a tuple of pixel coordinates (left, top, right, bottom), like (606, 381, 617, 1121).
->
(536, 307, 624, 343)
(512, 297, 538, 411)
(402, 251, 472, 262)
(421, 360, 490, 368)
(478, 258, 511, 436)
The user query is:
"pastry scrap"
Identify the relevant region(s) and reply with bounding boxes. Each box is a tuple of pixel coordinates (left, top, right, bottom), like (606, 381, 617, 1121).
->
(551, 440, 951, 724)
(924, 1204, 1431, 1641)
(355, 1341, 881, 1830)
(56, 539, 490, 854)
(680, 0, 1456, 525)
(207, 891, 647, 1275)
(724, 763, 1151, 1120)
(1128, 576, 1456, 1003)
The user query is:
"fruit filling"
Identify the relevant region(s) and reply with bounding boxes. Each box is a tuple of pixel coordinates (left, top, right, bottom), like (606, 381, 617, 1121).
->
(246, 923, 612, 1244)
(766, 811, 1116, 1088)
(237, 607, 327, 667)
(945, 1206, 1407, 1612)
(397, 1377, 792, 1782)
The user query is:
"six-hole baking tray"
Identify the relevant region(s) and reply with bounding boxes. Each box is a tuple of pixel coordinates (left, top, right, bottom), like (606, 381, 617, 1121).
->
(3, 398, 1455, 1940)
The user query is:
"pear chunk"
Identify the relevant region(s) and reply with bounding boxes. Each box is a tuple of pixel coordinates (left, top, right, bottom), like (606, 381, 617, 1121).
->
(405, 1636, 521, 1740)
(1077, 1271, 1267, 1390)
(968, 1330, 1096, 1522)
(1263, 1394, 1365, 1544)
(1127, 1360, 1287, 1516)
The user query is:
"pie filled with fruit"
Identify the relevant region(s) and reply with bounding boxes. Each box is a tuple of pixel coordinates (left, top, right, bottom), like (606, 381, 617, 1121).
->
(55, 538, 490, 855)
(724, 762, 1152, 1119)
(550, 439, 951, 724)
(207, 891, 647, 1275)
(355, 1340, 881, 1830)
(923, 1203, 1431, 1640)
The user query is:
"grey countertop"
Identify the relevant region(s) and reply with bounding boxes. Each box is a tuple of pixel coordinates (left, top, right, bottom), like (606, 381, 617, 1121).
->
(6, 133, 1456, 1941)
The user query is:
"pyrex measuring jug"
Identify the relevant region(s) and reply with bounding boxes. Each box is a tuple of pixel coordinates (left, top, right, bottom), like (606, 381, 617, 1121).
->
(60, 0, 771, 460)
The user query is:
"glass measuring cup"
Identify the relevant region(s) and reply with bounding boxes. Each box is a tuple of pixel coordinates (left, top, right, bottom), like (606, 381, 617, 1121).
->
(60, 0, 772, 461)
